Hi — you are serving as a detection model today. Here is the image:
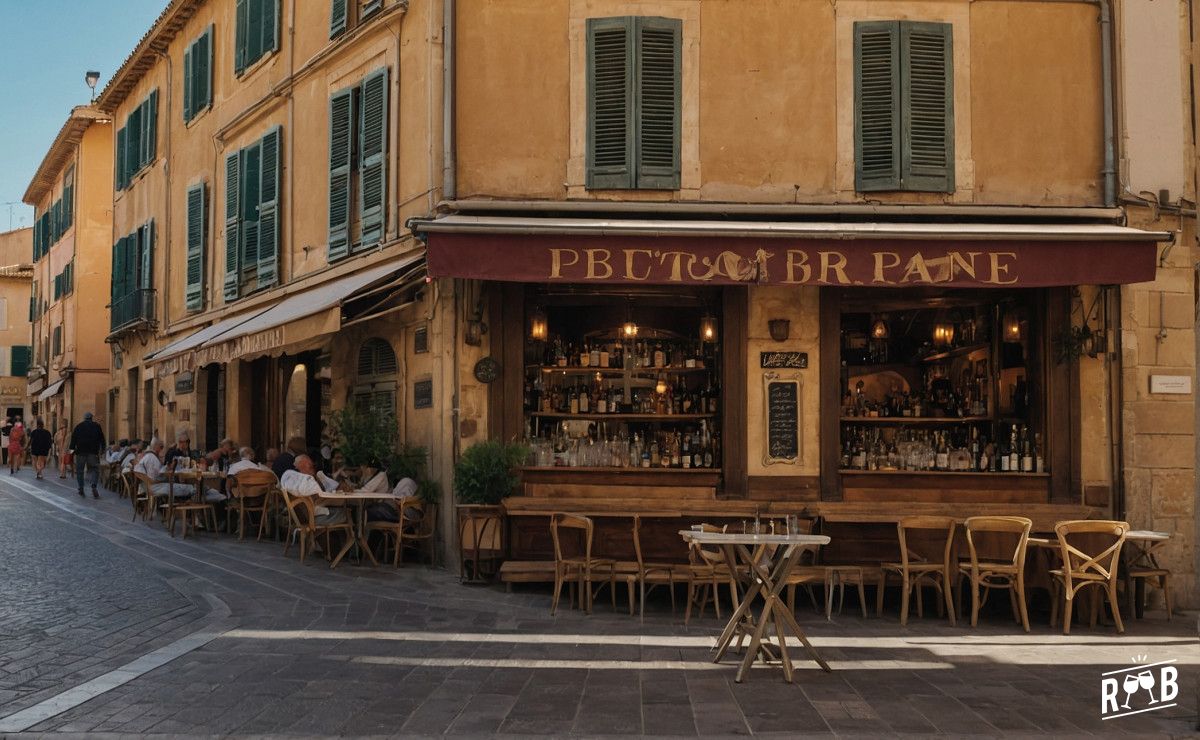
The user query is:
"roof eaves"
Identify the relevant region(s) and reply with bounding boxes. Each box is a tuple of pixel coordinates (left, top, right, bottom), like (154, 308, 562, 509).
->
(22, 107, 110, 206)
(94, 0, 206, 115)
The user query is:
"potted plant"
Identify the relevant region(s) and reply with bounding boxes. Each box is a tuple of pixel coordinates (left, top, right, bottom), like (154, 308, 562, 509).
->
(329, 405, 397, 484)
(453, 440, 528, 582)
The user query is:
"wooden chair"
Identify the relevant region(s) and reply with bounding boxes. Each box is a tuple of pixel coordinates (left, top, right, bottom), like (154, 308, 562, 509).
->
(365, 496, 430, 567)
(1049, 520, 1128, 635)
(458, 504, 504, 583)
(880, 516, 957, 626)
(630, 515, 688, 619)
(225, 469, 276, 541)
(684, 524, 740, 626)
(279, 487, 354, 565)
(550, 513, 623, 615)
(1126, 539, 1173, 621)
(958, 516, 1032, 632)
(129, 471, 153, 521)
(400, 501, 437, 565)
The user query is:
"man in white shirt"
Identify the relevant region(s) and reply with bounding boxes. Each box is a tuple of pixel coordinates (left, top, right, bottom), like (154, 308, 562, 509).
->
(133, 440, 185, 499)
(228, 447, 271, 476)
(279, 454, 345, 524)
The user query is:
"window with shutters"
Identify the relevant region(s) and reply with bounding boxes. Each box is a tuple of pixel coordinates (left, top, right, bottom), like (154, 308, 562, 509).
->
(235, 0, 279, 76)
(183, 27, 214, 123)
(10, 346, 30, 378)
(115, 90, 159, 191)
(109, 220, 156, 332)
(853, 21, 954, 193)
(327, 67, 388, 261)
(353, 337, 397, 418)
(185, 182, 207, 312)
(223, 127, 282, 302)
(62, 167, 74, 235)
(585, 16, 681, 191)
(330, 0, 383, 39)
(52, 326, 62, 357)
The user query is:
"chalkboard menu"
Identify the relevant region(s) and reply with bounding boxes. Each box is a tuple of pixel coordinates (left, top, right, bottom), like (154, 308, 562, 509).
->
(413, 379, 433, 409)
(763, 373, 800, 464)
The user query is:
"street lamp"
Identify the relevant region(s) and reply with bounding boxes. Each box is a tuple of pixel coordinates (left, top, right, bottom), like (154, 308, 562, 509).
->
(85, 70, 100, 102)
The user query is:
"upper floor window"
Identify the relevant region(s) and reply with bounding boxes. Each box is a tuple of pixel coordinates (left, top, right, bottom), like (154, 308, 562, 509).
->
(185, 181, 208, 312)
(224, 127, 282, 301)
(330, 0, 383, 39)
(183, 26, 214, 123)
(110, 221, 156, 332)
(585, 16, 681, 191)
(52, 261, 74, 302)
(354, 337, 397, 417)
(116, 90, 160, 191)
(328, 67, 389, 261)
(10, 346, 31, 378)
(853, 21, 954, 193)
(235, 0, 279, 75)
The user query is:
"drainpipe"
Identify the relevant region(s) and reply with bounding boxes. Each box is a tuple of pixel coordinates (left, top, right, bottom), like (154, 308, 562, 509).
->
(1099, 0, 1117, 207)
(442, 0, 456, 201)
(155, 50, 174, 334)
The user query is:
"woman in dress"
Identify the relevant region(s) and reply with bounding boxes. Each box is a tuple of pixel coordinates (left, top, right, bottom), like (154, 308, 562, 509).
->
(28, 418, 53, 479)
(8, 420, 25, 474)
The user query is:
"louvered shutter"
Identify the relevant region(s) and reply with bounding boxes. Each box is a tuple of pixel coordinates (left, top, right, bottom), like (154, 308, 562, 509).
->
(64, 183, 73, 229)
(186, 183, 206, 311)
(256, 126, 281, 287)
(31, 222, 37, 262)
(330, 0, 347, 37)
(240, 144, 261, 279)
(633, 17, 680, 189)
(901, 22, 953, 192)
(197, 28, 212, 113)
(139, 220, 154, 292)
(263, 0, 279, 54)
(327, 88, 353, 261)
(11, 346, 30, 378)
(586, 17, 634, 189)
(854, 21, 901, 191)
(145, 90, 159, 163)
(359, 68, 388, 246)
(223, 151, 241, 301)
(235, 0, 248, 74)
(110, 240, 121, 305)
(183, 45, 194, 121)
(115, 125, 127, 190)
(126, 107, 142, 180)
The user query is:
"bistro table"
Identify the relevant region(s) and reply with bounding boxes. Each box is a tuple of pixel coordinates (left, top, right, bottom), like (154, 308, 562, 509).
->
(680, 530, 832, 682)
(164, 469, 226, 537)
(318, 490, 400, 568)
(1028, 529, 1171, 621)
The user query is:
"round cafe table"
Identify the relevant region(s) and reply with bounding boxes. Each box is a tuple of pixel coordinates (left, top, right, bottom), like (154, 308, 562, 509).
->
(680, 530, 832, 682)
(318, 490, 401, 568)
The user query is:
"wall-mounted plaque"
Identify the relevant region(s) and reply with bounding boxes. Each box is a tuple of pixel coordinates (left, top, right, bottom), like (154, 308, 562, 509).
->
(763, 372, 801, 465)
(413, 379, 433, 409)
(414, 325, 429, 354)
(760, 351, 808, 369)
(174, 371, 195, 395)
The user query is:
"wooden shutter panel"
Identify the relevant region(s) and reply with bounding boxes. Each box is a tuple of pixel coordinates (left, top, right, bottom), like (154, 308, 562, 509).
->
(115, 125, 127, 190)
(359, 68, 388, 246)
(263, 0, 279, 54)
(223, 151, 241, 301)
(235, 0, 248, 74)
(634, 17, 681, 189)
(11, 346, 30, 378)
(126, 107, 141, 180)
(327, 88, 353, 261)
(257, 126, 281, 287)
(197, 29, 212, 113)
(145, 90, 158, 163)
(186, 183, 206, 311)
(854, 21, 901, 191)
(139, 220, 154, 292)
(330, 0, 347, 37)
(586, 17, 634, 189)
(183, 45, 194, 121)
(901, 22, 954, 192)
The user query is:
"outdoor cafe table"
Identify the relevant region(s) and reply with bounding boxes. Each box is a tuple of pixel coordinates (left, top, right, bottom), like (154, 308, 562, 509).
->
(1028, 529, 1171, 619)
(318, 490, 399, 568)
(168, 468, 226, 498)
(680, 530, 832, 682)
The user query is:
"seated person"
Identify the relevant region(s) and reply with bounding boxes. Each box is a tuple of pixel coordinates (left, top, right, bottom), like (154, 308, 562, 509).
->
(228, 446, 271, 476)
(365, 474, 421, 524)
(164, 430, 198, 470)
(279, 454, 345, 525)
(120, 442, 143, 474)
(133, 440, 187, 499)
(272, 436, 306, 480)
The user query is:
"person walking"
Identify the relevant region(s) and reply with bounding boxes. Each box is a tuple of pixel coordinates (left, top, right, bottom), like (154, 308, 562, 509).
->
(68, 411, 106, 498)
(1, 417, 11, 467)
(8, 420, 25, 474)
(53, 421, 72, 479)
(28, 419, 52, 479)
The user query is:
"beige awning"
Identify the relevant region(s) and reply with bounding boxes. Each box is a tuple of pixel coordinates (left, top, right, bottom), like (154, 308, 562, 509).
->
(38, 378, 66, 401)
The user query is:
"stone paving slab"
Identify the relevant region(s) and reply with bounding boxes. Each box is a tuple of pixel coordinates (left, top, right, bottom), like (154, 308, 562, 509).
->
(0, 471, 1197, 737)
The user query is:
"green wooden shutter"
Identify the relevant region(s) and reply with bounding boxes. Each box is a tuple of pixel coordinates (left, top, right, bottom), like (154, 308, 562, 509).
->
(126, 107, 142, 180)
(327, 87, 353, 260)
(358, 68, 388, 246)
(145, 90, 159, 163)
(257, 126, 281, 287)
(110, 240, 120, 305)
(330, 0, 347, 37)
(115, 125, 127, 190)
(198, 28, 212, 112)
(11, 346, 30, 378)
(235, 0, 248, 74)
(900, 22, 954, 192)
(223, 150, 241, 300)
(633, 17, 681, 189)
(586, 17, 634, 189)
(139, 220, 154, 292)
(31, 221, 37, 262)
(186, 183, 206, 311)
(183, 45, 194, 121)
(263, 0, 279, 54)
(854, 21, 901, 191)
(64, 183, 73, 229)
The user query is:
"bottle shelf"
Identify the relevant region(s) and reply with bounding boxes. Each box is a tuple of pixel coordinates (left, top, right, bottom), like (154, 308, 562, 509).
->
(919, 342, 991, 364)
(839, 416, 993, 425)
(530, 413, 717, 421)
(529, 365, 713, 376)
(838, 469, 1049, 477)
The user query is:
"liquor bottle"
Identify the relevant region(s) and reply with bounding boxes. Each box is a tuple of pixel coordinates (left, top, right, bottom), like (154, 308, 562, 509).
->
(1008, 424, 1020, 472)
(598, 345, 609, 368)
(1035, 433, 1045, 473)
(653, 342, 666, 369)
(707, 378, 720, 414)
(590, 344, 601, 368)
(999, 433, 1011, 472)
(642, 438, 652, 468)
(596, 381, 607, 414)
(1020, 426, 1034, 472)
(682, 434, 692, 468)
(671, 433, 681, 468)
(970, 427, 980, 470)
(569, 383, 580, 415)
(935, 432, 949, 471)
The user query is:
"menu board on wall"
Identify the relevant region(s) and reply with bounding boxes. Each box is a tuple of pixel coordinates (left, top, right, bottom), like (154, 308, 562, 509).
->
(763, 372, 801, 465)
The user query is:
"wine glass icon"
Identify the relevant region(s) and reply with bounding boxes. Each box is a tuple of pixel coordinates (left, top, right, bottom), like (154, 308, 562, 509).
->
(1121, 673, 1141, 709)
(1138, 669, 1158, 704)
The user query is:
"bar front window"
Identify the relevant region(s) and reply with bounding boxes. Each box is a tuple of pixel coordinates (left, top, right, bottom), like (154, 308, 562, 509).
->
(837, 289, 1046, 476)
(523, 286, 723, 472)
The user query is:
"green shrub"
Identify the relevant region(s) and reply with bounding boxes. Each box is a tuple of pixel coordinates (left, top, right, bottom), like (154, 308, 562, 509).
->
(329, 405, 397, 468)
(453, 441, 529, 505)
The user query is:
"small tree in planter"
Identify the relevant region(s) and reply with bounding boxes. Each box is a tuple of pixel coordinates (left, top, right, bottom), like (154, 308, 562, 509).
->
(329, 405, 397, 473)
(453, 441, 528, 582)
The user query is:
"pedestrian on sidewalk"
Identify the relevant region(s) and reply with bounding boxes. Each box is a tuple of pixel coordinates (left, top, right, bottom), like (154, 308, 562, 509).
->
(8, 420, 25, 474)
(68, 411, 106, 498)
(1, 417, 11, 467)
(54, 421, 72, 479)
(28, 419, 52, 479)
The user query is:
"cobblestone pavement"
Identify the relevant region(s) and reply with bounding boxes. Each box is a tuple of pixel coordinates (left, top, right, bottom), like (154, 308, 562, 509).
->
(0, 471, 1197, 737)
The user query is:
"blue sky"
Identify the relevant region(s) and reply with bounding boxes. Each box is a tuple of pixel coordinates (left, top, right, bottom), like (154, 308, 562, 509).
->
(0, 0, 167, 232)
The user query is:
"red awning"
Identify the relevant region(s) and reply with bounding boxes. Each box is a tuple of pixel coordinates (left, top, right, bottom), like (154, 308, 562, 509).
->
(417, 216, 1168, 288)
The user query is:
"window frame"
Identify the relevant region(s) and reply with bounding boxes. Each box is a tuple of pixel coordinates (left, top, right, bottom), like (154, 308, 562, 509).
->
(183, 26, 214, 124)
(235, 0, 279, 77)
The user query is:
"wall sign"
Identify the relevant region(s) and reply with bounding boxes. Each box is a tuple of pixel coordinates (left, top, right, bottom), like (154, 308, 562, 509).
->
(760, 351, 808, 369)
(174, 371, 195, 395)
(413, 378, 433, 409)
(763, 372, 801, 465)
(1149, 375, 1192, 395)
(414, 325, 429, 353)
